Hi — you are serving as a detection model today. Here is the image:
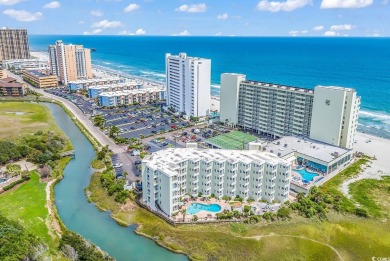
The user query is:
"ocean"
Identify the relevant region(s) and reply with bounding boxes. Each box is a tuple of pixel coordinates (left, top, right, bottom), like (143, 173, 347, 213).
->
(29, 35, 390, 139)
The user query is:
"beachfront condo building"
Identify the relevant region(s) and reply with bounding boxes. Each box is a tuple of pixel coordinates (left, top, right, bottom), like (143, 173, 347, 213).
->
(142, 148, 291, 216)
(98, 87, 165, 107)
(48, 40, 92, 85)
(0, 29, 30, 61)
(88, 82, 141, 98)
(0, 69, 6, 79)
(68, 77, 124, 91)
(2, 58, 49, 74)
(166, 53, 211, 118)
(220, 73, 360, 149)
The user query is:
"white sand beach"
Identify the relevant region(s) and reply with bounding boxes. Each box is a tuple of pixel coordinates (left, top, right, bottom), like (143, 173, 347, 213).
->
(341, 132, 390, 197)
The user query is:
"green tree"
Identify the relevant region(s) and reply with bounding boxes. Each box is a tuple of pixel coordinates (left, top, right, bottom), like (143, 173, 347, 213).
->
(6, 163, 22, 177)
(93, 115, 106, 128)
(109, 125, 120, 138)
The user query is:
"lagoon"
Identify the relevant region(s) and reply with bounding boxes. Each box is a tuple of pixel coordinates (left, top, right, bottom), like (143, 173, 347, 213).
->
(45, 103, 186, 261)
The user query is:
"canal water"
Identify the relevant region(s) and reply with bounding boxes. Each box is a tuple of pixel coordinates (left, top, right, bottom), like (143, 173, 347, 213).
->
(45, 103, 187, 261)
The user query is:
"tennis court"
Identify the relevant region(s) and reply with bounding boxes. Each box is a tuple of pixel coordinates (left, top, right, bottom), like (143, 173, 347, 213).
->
(205, 131, 257, 150)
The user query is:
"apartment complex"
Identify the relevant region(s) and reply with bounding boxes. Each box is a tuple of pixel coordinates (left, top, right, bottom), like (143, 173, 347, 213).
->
(88, 82, 142, 98)
(68, 77, 124, 91)
(99, 87, 165, 107)
(220, 74, 360, 149)
(49, 40, 92, 85)
(0, 29, 30, 61)
(23, 70, 58, 88)
(142, 148, 291, 216)
(0, 77, 26, 96)
(166, 53, 211, 118)
(2, 58, 49, 74)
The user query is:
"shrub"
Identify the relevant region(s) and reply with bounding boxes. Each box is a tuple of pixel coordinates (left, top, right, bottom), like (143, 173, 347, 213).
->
(193, 215, 199, 221)
(355, 208, 369, 218)
(277, 207, 291, 220)
(244, 205, 251, 213)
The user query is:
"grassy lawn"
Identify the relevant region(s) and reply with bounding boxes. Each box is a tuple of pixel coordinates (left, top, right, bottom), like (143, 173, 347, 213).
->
(0, 172, 63, 258)
(87, 171, 390, 261)
(349, 177, 390, 218)
(0, 101, 72, 150)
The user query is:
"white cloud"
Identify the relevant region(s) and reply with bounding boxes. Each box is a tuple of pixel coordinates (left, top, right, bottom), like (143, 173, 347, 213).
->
(92, 19, 123, 29)
(90, 10, 103, 16)
(383, 0, 388, 4)
(217, 13, 228, 20)
(135, 28, 146, 35)
(215, 32, 222, 36)
(43, 1, 60, 9)
(301, 30, 308, 34)
(3, 9, 42, 21)
(289, 30, 299, 36)
(313, 25, 324, 31)
(324, 30, 338, 36)
(118, 28, 146, 35)
(83, 29, 102, 35)
(0, 0, 25, 5)
(175, 3, 207, 13)
(173, 30, 190, 36)
(257, 0, 311, 12)
(124, 3, 140, 13)
(329, 24, 353, 30)
(320, 0, 373, 8)
(78, 20, 84, 24)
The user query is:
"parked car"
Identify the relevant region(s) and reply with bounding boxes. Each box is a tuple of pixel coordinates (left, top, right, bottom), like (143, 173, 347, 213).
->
(135, 160, 142, 165)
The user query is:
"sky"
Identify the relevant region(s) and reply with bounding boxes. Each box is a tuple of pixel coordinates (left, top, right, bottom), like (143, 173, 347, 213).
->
(1, 0, 389, 36)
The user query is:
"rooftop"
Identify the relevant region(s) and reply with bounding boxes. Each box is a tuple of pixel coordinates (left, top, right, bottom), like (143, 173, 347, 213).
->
(68, 77, 122, 85)
(24, 70, 54, 78)
(99, 87, 165, 97)
(241, 80, 314, 94)
(0, 77, 25, 88)
(264, 136, 350, 163)
(143, 148, 289, 177)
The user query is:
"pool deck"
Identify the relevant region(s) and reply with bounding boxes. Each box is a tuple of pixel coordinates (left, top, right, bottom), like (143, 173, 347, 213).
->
(174, 198, 228, 222)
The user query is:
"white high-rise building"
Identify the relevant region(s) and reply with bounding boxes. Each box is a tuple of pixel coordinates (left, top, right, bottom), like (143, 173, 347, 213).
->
(165, 53, 211, 118)
(142, 148, 291, 216)
(220, 73, 360, 149)
(310, 86, 360, 149)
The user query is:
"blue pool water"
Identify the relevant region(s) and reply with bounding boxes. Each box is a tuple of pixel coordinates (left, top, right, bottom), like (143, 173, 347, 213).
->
(187, 203, 222, 215)
(0, 178, 6, 184)
(294, 169, 319, 182)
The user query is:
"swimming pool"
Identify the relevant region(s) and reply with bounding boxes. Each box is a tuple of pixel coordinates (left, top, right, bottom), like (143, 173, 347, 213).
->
(186, 203, 222, 215)
(0, 178, 6, 184)
(294, 169, 319, 182)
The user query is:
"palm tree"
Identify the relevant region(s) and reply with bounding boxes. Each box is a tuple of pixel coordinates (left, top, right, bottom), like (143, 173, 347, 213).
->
(139, 134, 144, 143)
(181, 208, 187, 222)
(109, 125, 119, 138)
(93, 115, 106, 128)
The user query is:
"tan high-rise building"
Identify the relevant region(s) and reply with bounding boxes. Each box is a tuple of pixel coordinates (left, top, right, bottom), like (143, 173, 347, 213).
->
(49, 40, 92, 85)
(0, 29, 30, 61)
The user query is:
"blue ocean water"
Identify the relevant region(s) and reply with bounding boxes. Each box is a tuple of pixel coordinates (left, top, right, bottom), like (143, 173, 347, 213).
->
(29, 36, 390, 138)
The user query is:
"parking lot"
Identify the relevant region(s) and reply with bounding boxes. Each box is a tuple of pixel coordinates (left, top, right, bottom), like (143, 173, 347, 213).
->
(100, 106, 189, 140)
(45, 88, 96, 114)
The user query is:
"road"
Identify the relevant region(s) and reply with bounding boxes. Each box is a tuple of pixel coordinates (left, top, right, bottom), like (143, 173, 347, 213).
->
(6, 70, 139, 181)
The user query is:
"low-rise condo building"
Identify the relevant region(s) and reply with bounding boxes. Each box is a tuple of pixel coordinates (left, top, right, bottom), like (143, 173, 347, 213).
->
(220, 73, 360, 149)
(0, 77, 26, 96)
(142, 148, 291, 216)
(99, 87, 165, 107)
(2, 58, 49, 74)
(88, 82, 143, 98)
(68, 77, 124, 91)
(23, 70, 58, 88)
(0, 69, 6, 79)
(166, 53, 211, 118)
